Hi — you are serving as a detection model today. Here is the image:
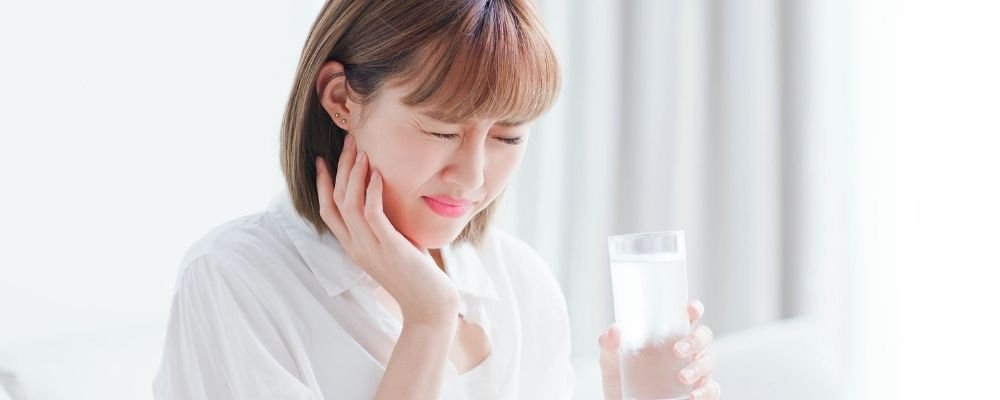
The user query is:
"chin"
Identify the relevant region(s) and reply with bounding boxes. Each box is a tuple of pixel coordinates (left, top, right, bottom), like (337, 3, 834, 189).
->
(402, 222, 466, 250)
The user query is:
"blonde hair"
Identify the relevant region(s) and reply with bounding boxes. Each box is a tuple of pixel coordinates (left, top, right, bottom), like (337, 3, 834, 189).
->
(280, 0, 561, 247)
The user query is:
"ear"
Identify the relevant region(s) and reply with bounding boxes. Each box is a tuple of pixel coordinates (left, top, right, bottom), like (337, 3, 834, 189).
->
(315, 60, 354, 131)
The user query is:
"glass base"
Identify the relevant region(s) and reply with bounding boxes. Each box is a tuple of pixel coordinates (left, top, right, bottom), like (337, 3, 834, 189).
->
(624, 396, 691, 400)
(624, 396, 689, 400)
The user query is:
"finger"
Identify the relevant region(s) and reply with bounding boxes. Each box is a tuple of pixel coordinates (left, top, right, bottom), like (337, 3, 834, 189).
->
(675, 324, 714, 357)
(678, 352, 717, 386)
(690, 379, 721, 400)
(344, 149, 368, 210)
(598, 323, 621, 358)
(333, 134, 356, 206)
(695, 374, 712, 388)
(364, 169, 397, 244)
(342, 149, 377, 246)
(688, 299, 705, 324)
(315, 157, 350, 240)
(597, 323, 622, 400)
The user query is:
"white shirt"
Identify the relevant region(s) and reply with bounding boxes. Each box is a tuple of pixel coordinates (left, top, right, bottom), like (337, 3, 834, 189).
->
(152, 189, 575, 399)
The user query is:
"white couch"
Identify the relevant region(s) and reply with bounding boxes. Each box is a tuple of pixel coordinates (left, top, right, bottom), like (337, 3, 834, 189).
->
(0, 317, 841, 399)
(572, 316, 844, 400)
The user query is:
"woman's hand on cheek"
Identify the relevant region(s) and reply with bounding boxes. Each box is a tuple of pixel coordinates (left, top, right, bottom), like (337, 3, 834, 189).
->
(597, 300, 721, 400)
(315, 134, 460, 325)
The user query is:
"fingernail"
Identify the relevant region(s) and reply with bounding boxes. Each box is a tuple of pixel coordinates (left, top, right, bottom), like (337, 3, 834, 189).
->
(691, 388, 705, 399)
(695, 300, 705, 314)
(675, 340, 690, 355)
(345, 135, 354, 148)
(681, 368, 695, 383)
(356, 151, 365, 164)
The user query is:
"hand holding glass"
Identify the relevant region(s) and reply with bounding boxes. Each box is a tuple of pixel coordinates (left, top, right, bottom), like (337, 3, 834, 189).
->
(608, 231, 691, 400)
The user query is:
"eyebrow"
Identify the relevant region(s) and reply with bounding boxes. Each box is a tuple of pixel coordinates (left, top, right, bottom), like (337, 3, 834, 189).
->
(417, 110, 528, 128)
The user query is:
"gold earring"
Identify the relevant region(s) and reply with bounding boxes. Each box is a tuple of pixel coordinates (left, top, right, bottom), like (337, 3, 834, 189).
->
(341, 119, 347, 124)
(334, 113, 340, 118)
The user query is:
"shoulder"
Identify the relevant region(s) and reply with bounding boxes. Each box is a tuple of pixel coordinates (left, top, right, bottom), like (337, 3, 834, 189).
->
(484, 228, 574, 392)
(179, 211, 273, 266)
(484, 227, 555, 281)
(171, 211, 287, 294)
(483, 227, 567, 313)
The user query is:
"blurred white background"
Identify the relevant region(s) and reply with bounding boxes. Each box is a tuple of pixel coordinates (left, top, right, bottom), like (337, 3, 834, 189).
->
(1, 0, 998, 399)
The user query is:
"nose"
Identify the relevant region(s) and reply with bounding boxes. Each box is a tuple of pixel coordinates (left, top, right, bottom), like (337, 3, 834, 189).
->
(441, 140, 486, 191)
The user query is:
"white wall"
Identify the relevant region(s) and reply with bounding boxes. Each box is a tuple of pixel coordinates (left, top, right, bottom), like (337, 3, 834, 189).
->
(850, 0, 1000, 398)
(0, 0, 327, 346)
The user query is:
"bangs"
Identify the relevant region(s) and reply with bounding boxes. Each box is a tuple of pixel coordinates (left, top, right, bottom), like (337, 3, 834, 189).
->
(389, 0, 560, 127)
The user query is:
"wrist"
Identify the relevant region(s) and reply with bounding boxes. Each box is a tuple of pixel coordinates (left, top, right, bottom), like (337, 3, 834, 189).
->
(402, 307, 460, 328)
(401, 314, 459, 337)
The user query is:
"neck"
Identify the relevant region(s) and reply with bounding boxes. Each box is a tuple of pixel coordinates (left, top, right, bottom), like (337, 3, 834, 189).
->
(428, 248, 446, 273)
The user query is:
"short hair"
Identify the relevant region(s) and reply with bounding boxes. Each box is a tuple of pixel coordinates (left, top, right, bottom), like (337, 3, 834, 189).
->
(280, 0, 561, 248)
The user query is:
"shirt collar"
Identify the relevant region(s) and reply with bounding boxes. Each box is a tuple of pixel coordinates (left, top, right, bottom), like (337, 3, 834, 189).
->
(439, 238, 501, 302)
(266, 189, 500, 302)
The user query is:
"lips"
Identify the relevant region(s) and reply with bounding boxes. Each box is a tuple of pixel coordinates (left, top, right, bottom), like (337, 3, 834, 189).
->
(424, 195, 473, 207)
(422, 196, 472, 218)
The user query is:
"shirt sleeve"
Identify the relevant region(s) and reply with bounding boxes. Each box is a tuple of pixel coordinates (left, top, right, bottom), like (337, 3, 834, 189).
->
(152, 254, 315, 400)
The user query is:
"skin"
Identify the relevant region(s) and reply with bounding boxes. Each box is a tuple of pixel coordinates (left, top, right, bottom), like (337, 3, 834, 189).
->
(313, 60, 721, 399)
(599, 300, 722, 399)
(317, 62, 529, 253)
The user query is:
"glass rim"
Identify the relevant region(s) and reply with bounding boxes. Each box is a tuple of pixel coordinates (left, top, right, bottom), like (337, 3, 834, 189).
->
(607, 230, 685, 241)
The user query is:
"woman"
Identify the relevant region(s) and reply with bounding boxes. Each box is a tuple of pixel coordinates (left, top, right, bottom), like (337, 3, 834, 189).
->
(153, 0, 720, 399)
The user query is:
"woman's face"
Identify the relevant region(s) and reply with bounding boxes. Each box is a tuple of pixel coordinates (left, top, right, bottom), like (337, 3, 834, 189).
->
(342, 82, 530, 250)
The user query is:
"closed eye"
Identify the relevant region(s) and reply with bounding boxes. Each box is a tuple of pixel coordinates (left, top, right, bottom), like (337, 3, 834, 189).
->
(424, 131, 524, 145)
(425, 131, 458, 140)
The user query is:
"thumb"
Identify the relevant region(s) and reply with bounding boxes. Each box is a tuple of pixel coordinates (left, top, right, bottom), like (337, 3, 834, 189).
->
(598, 323, 623, 400)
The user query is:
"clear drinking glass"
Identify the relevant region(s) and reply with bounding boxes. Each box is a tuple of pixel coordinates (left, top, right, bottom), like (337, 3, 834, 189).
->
(608, 231, 692, 400)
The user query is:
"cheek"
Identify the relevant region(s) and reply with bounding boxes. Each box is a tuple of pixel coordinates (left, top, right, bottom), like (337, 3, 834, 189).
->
(371, 136, 440, 174)
(368, 142, 434, 190)
(377, 168, 431, 225)
(375, 157, 431, 199)
(487, 151, 524, 185)
(477, 152, 524, 207)
(375, 176, 412, 233)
